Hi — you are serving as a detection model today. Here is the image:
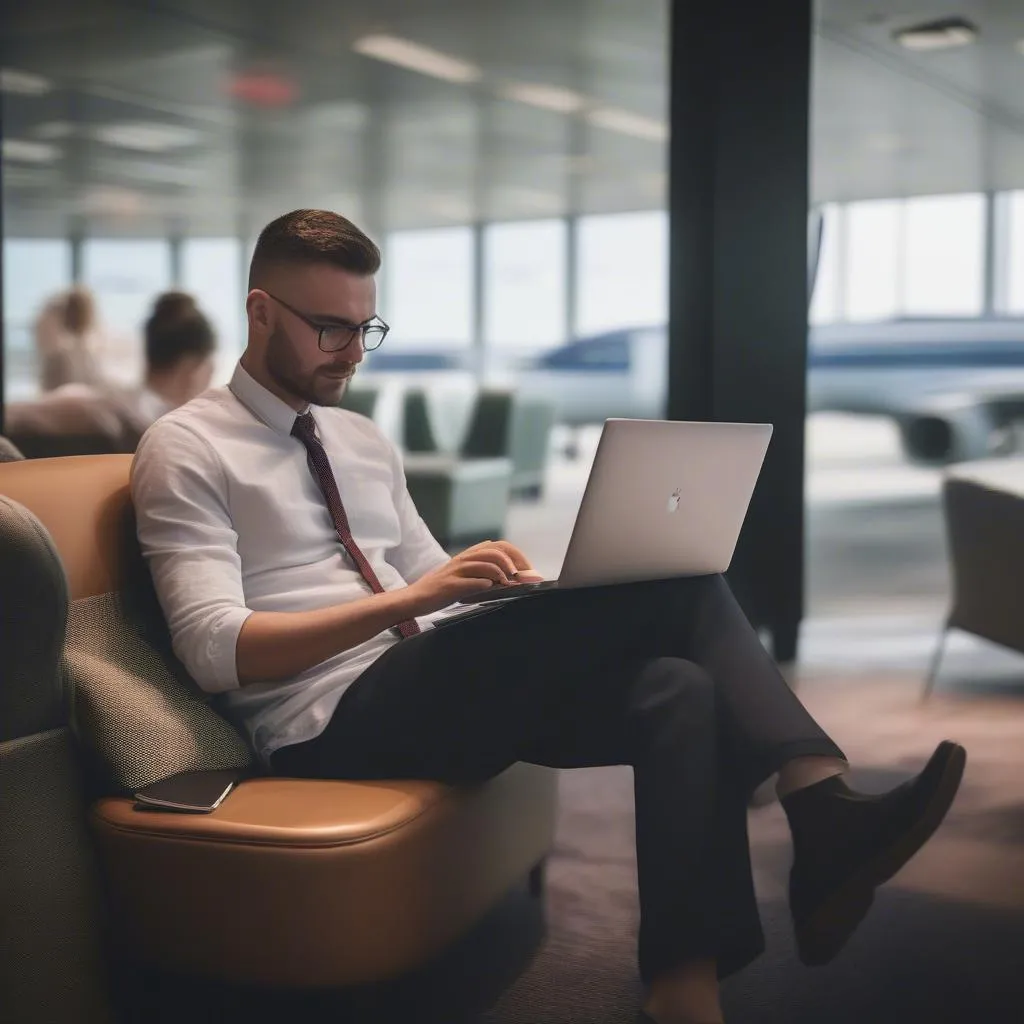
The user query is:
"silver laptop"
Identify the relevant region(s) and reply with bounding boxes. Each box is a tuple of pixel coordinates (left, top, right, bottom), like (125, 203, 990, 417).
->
(456, 418, 773, 606)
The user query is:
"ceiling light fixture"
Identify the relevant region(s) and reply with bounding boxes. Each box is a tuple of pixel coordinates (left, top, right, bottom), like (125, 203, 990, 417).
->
(33, 121, 74, 140)
(93, 122, 201, 153)
(499, 81, 588, 114)
(893, 17, 978, 51)
(76, 186, 144, 217)
(586, 107, 668, 142)
(352, 34, 482, 84)
(98, 158, 205, 187)
(0, 68, 52, 95)
(2, 139, 59, 163)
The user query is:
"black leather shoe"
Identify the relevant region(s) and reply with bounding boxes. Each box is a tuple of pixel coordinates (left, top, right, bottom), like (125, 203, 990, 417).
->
(782, 739, 966, 966)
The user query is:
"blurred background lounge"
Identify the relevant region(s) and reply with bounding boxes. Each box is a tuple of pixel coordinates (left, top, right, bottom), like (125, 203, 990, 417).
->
(6, 0, 1024, 668)
(3, 2, 1024, 1021)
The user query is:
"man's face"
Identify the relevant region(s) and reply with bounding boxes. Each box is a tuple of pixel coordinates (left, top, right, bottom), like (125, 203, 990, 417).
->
(250, 262, 375, 409)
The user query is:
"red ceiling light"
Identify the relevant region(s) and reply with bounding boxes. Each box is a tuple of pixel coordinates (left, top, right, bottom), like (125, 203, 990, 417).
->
(225, 71, 299, 108)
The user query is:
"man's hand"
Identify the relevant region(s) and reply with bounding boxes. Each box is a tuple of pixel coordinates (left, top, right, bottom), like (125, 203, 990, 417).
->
(403, 540, 542, 616)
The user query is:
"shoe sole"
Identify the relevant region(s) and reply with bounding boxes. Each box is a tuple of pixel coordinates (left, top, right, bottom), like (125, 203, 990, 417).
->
(795, 740, 967, 966)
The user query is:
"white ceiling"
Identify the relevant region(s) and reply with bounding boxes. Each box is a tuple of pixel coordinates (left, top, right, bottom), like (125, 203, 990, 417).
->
(814, 0, 1024, 199)
(2, 0, 1023, 236)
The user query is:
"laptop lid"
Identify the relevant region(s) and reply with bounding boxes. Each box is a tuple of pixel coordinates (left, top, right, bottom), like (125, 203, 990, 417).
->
(557, 419, 773, 589)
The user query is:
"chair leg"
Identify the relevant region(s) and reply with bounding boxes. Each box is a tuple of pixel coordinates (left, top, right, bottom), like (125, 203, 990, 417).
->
(527, 859, 547, 899)
(923, 624, 949, 701)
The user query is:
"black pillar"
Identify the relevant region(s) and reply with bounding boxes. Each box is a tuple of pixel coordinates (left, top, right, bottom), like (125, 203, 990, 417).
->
(668, 0, 812, 662)
(0, 96, 5, 436)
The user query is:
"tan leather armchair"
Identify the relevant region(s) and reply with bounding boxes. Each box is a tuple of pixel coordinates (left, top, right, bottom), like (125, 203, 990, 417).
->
(0, 455, 558, 989)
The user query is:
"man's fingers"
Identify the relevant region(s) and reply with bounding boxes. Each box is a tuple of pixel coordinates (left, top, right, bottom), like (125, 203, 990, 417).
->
(454, 560, 510, 586)
(458, 540, 533, 573)
(452, 546, 519, 578)
(491, 540, 534, 571)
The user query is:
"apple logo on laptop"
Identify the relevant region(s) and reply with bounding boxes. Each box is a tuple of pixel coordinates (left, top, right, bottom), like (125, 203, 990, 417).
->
(667, 488, 682, 513)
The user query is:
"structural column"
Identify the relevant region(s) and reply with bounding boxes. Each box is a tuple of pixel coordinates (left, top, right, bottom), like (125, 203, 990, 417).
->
(668, 0, 813, 661)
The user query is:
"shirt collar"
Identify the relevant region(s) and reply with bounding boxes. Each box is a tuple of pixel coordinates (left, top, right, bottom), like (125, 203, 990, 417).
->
(228, 361, 306, 436)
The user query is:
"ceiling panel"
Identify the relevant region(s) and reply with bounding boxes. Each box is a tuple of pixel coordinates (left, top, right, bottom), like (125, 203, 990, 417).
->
(4, 0, 1024, 238)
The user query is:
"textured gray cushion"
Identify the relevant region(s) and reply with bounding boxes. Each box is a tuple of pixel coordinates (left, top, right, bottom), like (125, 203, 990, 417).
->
(0, 493, 253, 794)
(0, 435, 25, 461)
(64, 590, 254, 793)
(0, 497, 67, 742)
(0, 729, 114, 1023)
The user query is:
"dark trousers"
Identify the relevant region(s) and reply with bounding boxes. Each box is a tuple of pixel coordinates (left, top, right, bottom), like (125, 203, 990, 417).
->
(271, 574, 845, 982)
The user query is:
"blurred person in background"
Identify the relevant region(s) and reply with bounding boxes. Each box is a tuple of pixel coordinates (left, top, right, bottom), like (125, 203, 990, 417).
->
(33, 285, 108, 392)
(124, 291, 217, 438)
(6, 291, 216, 453)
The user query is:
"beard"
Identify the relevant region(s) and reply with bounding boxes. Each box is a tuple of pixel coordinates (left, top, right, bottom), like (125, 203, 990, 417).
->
(265, 325, 356, 407)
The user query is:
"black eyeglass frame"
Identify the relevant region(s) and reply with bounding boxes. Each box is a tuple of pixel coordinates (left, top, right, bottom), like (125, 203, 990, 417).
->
(264, 291, 389, 353)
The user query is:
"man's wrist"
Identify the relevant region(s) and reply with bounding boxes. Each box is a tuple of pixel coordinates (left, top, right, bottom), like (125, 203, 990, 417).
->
(386, 584, 422, 623)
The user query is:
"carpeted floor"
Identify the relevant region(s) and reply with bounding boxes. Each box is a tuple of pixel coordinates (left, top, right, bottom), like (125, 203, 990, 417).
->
(480, 671, 1024, 1024)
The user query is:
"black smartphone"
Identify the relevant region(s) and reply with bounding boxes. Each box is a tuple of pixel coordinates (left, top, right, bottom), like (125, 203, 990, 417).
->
(133, 768, 246, 814)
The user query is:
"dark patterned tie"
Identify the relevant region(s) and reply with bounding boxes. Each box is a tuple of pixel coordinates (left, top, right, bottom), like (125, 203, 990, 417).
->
(291, 411, 420, 639)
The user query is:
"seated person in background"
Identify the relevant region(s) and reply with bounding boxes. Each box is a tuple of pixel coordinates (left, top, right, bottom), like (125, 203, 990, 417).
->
(6, 291, 217, 453)
(33, 285, 107, 392)
(115, 291, 218, 442)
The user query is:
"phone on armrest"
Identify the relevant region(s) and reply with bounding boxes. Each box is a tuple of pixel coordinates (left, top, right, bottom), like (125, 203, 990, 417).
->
(133, 768, 247, 813)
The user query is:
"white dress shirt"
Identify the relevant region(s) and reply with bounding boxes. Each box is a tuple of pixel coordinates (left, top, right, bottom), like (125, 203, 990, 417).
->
(130, 362, 452, 762)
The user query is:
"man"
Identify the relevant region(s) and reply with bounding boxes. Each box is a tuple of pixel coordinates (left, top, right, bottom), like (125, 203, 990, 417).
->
(8, 291, 216, 452)
(131, 210, 965, 1024)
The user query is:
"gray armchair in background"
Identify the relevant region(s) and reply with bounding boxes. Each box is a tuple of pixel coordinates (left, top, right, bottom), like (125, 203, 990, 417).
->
(402, 386, 477, 454)
(926, 460, 1024, 697)
(338, 385, 380, 420)
(385, 384, 556, 546)
(461, 389, 555, 499)
(400, 386, 511, 547)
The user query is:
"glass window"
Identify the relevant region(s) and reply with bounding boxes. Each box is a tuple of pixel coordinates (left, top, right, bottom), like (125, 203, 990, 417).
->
(809, 204, 840, 325)
(2, 239, 73, 399)
(483, 219, 567, 350)
(182, 238, 244, 385)
(383, 228, 473, 347)
(902, 193, 984, 317)
(1007, 191, 1024, 315)
(81, 239, 172, 383)
(575, 211, 667, 336)
(844, 199, 900, 322)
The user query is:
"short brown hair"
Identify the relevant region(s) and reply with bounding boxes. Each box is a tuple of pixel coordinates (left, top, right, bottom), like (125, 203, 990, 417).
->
(248, 209, 380, 288)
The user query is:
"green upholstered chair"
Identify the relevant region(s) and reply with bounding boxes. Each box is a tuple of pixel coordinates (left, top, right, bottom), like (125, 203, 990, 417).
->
(460, 389, 556, 499)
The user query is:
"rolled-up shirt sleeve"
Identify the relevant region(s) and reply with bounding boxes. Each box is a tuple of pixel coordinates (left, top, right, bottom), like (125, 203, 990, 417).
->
(131, 421, 252, 693)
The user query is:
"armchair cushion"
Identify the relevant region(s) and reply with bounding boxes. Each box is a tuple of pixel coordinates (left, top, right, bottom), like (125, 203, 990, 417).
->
(89, 762, 557, 987)
(0, 457, 254, 793)
(65, 590, 253, 793)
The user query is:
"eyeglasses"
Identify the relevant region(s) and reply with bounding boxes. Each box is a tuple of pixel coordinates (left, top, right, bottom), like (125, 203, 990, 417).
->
(264, 292, 389, 353)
